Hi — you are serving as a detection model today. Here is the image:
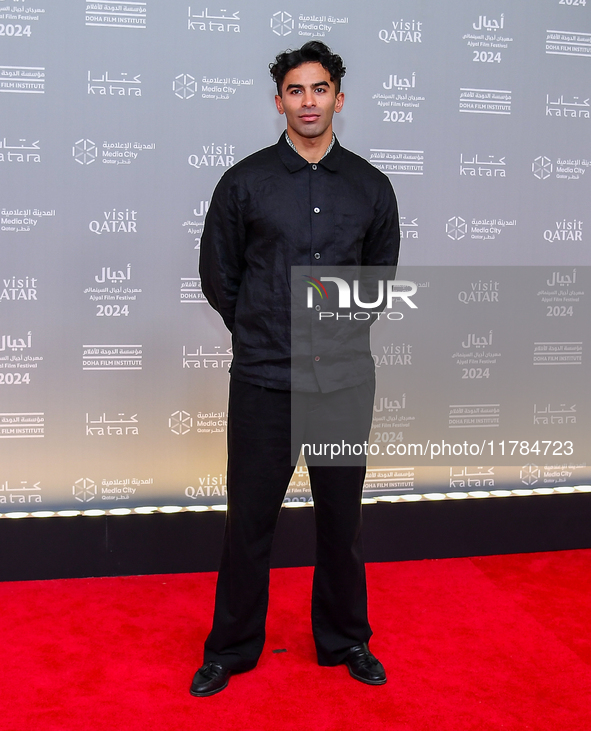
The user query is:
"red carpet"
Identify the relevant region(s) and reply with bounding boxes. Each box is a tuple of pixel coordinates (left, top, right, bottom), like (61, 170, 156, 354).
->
(2, 550, 591, 731)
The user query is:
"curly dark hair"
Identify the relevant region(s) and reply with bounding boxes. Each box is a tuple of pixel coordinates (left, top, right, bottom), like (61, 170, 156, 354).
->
(269, 41, 346, 96)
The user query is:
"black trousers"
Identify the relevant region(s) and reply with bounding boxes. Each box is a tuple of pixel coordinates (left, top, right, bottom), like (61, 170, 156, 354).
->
(203, 376, 375, 671)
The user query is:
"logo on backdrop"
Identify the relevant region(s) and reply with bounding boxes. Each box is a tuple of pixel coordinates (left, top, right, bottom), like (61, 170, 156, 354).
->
(0, 4, 45, 35)
(271, 10, 293, 35)
(73, 477, 97, 502)
(449, 467, 495, 490)
(519, 464, 540, 486)
(448, 405, 500, 429)
(364, 467, 415, 493)
(533, 402, 577, 426)
(546, 93, 591, 119)
(369, 149, 424, 175)
(84, 262, 141, 309)
(182, 344, 232, 369)
(400, 216, 419, 240)
(0, 480, 42, 505)
(447, 216, 514, 242)
(73, 139, 97, 165)
(0, 413, 44, 439)
(182, 201, 209, 249)
(0, 136, 41, 163)
(89, 209, 138, 234)
(459, 88, 511, 115)
(86, 412, 139, 436)
(87, 70, 141, 96)
(543, 220, 583, 242)
(0, 65, 45, 94)
(373, 343, 412, 368)
(185, 474, 227, 498)
(269, 11, 350, 38)
(101, 477, 152, 498)
(169, 410, 193, 435)
(532, 156, 553, 180)
(460, 153, 506, 177)
(469, 217, 516, 241)
(379, 18, 422, 43)
(546, 29, 591, 59)
(86, 1, 147, 29)
(183, 74, 254, 101)
(458, 279, 500, 304)
(180, 277, 207, 303)
(74, 139, 155, 166)
(372, 392, 416, 434)
(446, 217, 467, 240)
(194, 409, 227, 433)
(463, 14, 514, 62)
(0, 276, 38, 302)
(533, 155, 589, 181)
(82, 345, 143, 371)
(188, 7, 240, 32)
(452, 330, 501, 375)
(0, 329, 43, 383)
(102, 141, 155, 166)
(0, 208, 55, 234)
(188, 143, 235, 169)
(174, 73, 197, 99)
(373, 71, 424, 121)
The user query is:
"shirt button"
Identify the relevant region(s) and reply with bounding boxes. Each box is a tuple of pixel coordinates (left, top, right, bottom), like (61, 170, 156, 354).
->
(314, 356, 320, 362)
(313, 207, 320, 213)
(314, 252, 321, 260)
(312, 164, 318, 170)
(315, 305, 321, 311)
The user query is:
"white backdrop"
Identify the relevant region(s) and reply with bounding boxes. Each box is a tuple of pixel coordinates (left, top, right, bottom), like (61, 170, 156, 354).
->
(1, 0, 590, 511)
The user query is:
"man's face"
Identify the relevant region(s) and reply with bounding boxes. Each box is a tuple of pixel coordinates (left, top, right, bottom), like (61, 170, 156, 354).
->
(275, 62, 344, 140)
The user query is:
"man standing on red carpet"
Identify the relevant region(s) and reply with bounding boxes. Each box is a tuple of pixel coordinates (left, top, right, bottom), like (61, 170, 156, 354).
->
(191, 41, 400, 697)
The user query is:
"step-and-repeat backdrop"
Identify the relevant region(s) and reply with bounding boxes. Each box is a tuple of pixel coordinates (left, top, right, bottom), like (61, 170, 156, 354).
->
(1, 0, 590, 510)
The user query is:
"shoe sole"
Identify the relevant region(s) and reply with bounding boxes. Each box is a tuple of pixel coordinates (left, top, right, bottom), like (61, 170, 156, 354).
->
(189, 678, 230, 697)
(347, 667, 387, 686)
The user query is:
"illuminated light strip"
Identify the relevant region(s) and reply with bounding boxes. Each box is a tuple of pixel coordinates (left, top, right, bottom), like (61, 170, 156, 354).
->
(375, 485, 591, 503)
(1, 486, 590, 519)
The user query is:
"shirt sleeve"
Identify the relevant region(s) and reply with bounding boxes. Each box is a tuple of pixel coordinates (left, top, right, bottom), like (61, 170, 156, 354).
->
(361, 177, 401, 267)
(198, 171, 247, 333)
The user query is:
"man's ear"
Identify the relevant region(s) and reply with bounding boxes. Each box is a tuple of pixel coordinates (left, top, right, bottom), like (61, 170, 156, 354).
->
(335, 91, 345, 113)
(275, 94, 285, 115)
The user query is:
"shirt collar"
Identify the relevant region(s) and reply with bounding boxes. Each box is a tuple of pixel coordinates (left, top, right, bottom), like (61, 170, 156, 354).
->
(276, 131, 342, 173)
(285, 130, 336, 159)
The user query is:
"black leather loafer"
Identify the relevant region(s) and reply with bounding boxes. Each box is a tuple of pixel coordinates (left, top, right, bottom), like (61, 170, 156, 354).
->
(343, 643, 387, 685)
(190, 662, 232, 697)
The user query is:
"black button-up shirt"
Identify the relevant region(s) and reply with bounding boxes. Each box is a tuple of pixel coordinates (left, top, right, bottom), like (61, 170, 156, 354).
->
(199, 133, 400, 392)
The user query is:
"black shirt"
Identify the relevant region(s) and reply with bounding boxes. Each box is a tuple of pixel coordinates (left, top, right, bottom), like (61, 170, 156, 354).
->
(199, 133, 400, 392)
